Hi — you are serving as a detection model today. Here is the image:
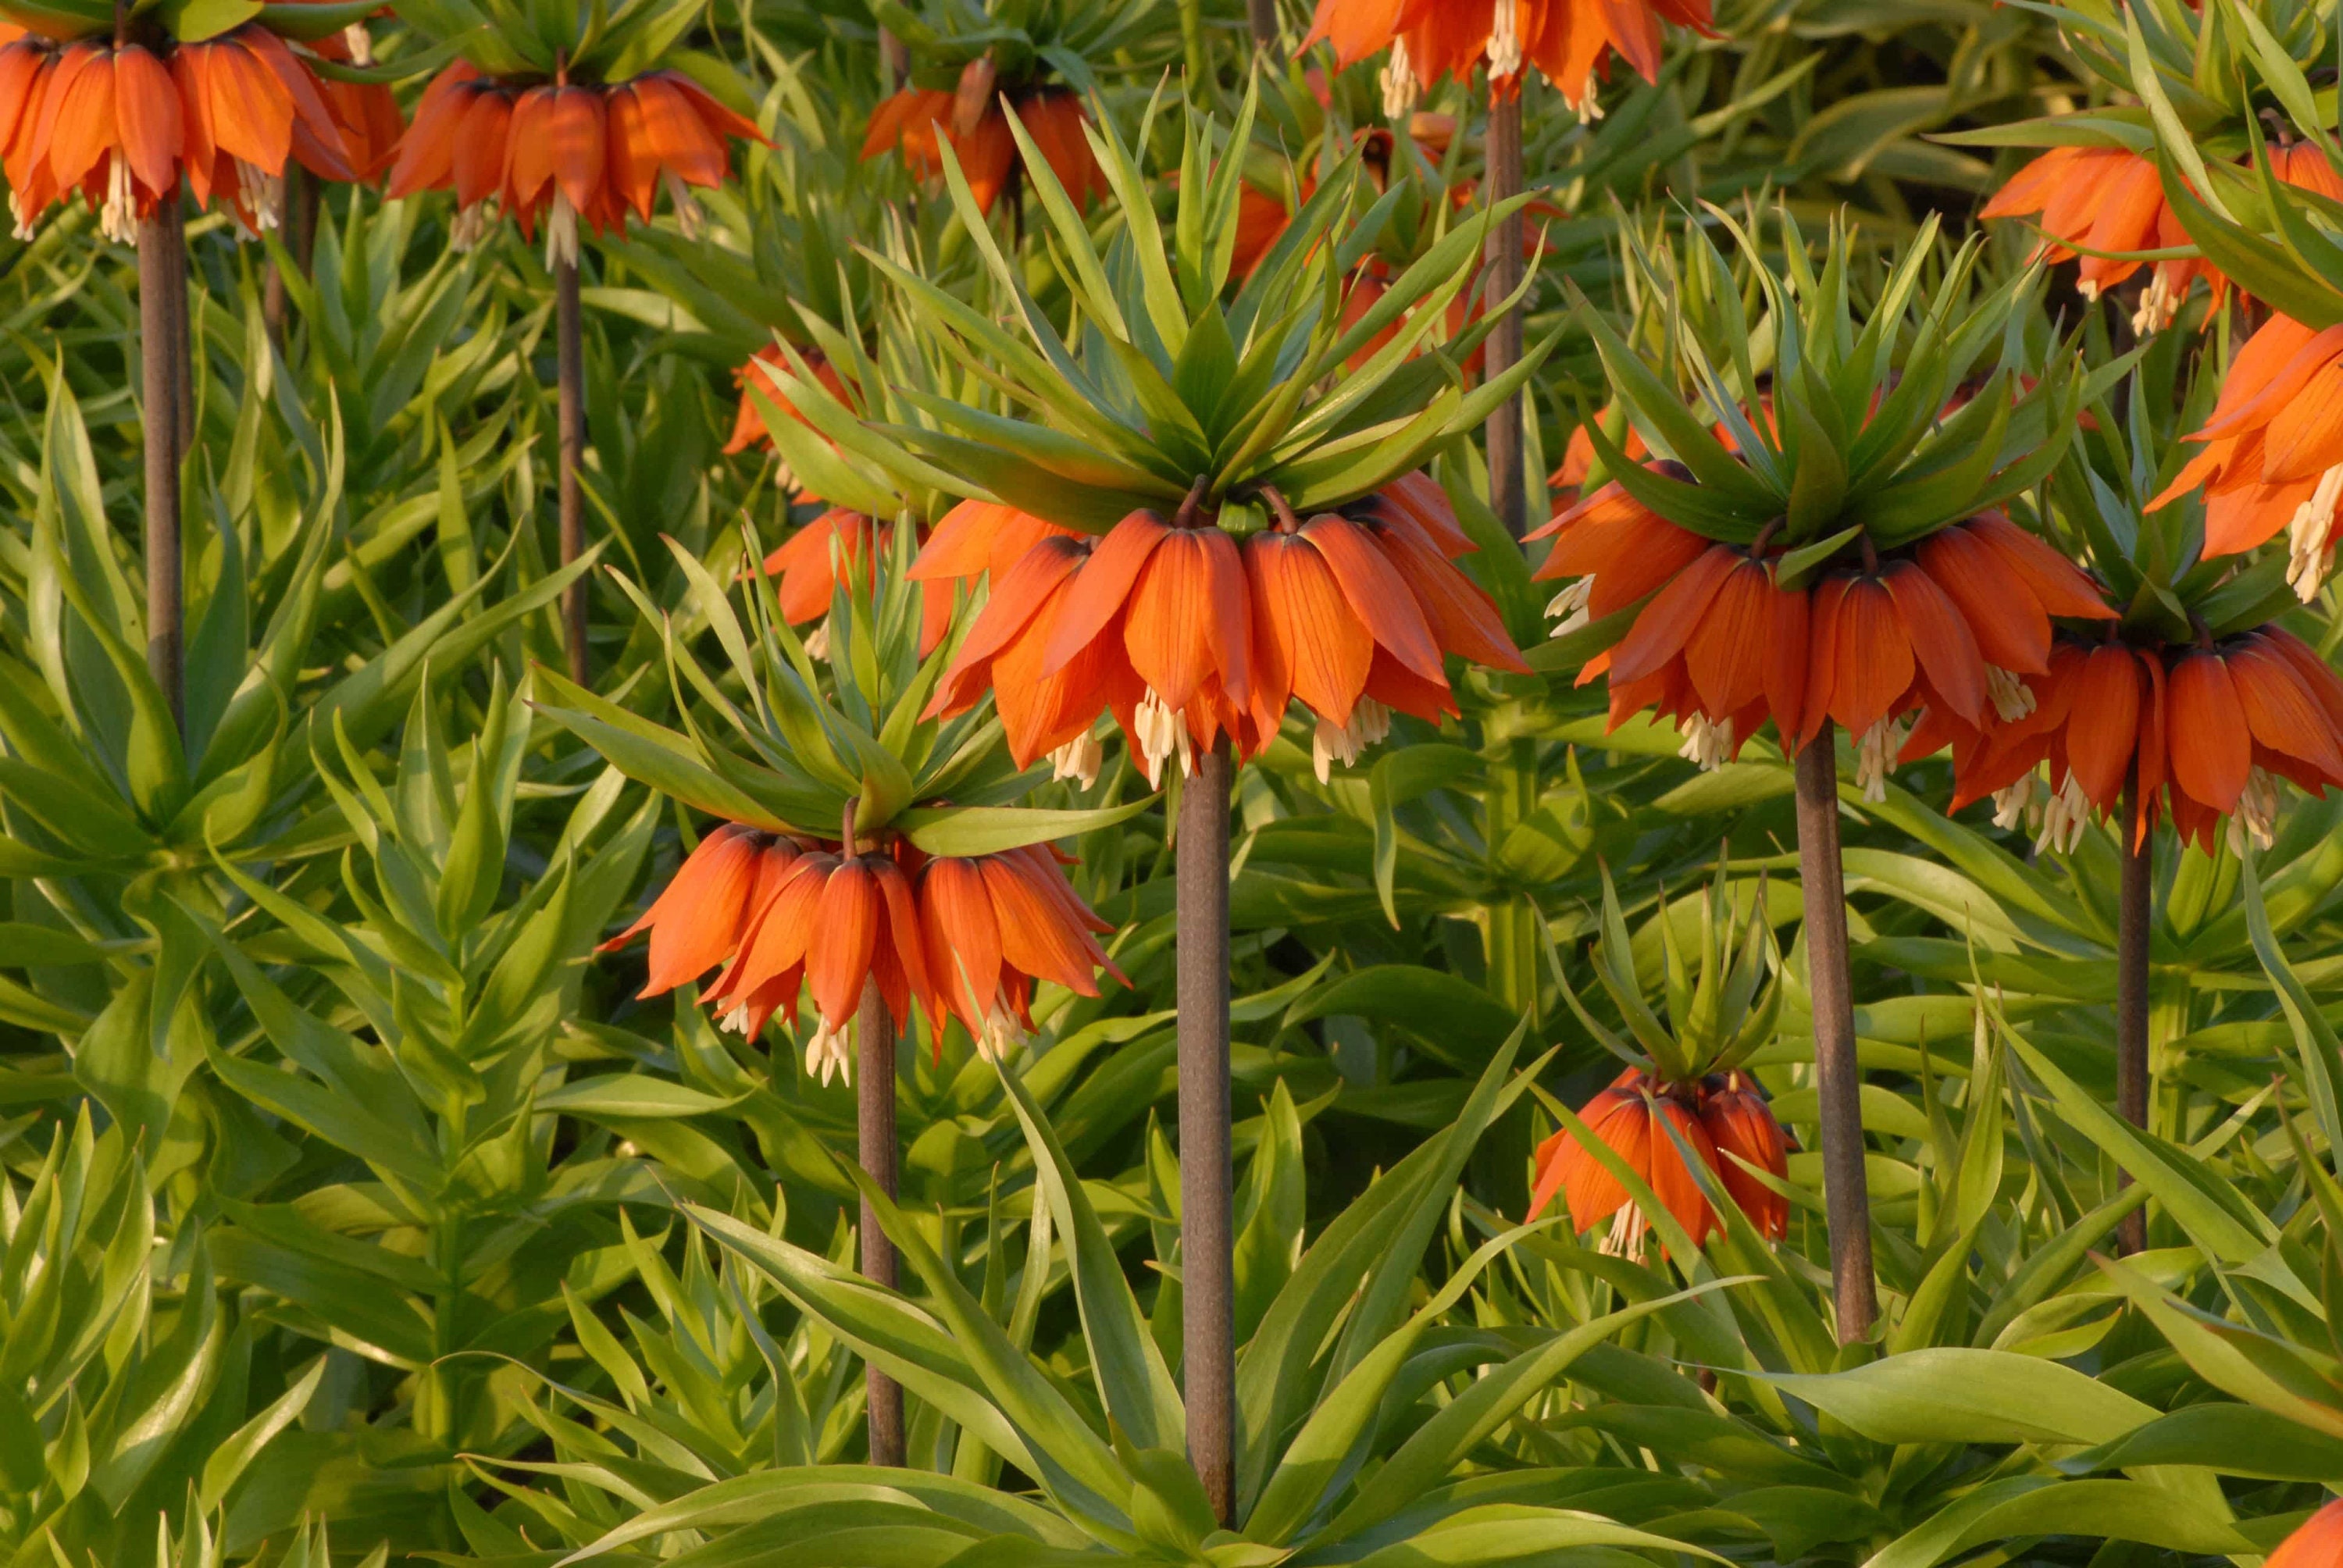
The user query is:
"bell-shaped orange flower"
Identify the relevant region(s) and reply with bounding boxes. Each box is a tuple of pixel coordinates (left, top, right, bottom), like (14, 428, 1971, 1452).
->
(2152, 312, 2343, 601)
(307, 21, 401, 180)
(1984, 142, 2342, 334)
(2, 29, 353, 243)
(921, 478, 1524, 789)
(861, 77, 1104, 215)
(1528, 1067, 1793, 1253)
(1303, 0, 1714, 118)
(1701, 1071, 1790, 1240)
(2267, 1499, 2343, 1568)
(1535, 489, 2110, 790)
(1938, 629, 2343, 856)
(597, 823, 788, 996)
(704, 845, 932, 1085)
(912, 845, 1125, 1062)
(758, 507, 954, 659)
(389, 62, 761, 260)
(724, 345, 851, 461)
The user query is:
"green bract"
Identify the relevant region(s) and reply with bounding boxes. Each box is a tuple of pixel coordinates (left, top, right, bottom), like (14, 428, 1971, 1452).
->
(1578, 208, 2092, 557)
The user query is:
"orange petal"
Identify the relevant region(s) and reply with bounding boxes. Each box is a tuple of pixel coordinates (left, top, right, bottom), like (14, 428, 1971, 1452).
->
(1368, 519, 1528, 673)
(451, 87, 512, 209)
(2231, 640, 2343, 781)
(2063, 643, 2143, 809)
(1680, 555, 1771, 718)
(1042, 510, 1166, 675)
(1247, 529, 1374, 726)
(1125, 526, 1251, 711)
(806, 859, 881, 1029)
(1608, 543, 1736, 686)
(547, 85, 607, 218)
(918, 855, 1001, 1044)
(1827, 576, 1915, 737)
(2166, 652, 2253, 811)
(2260, 354, 2343, 484)
(1881, 558, 1986, 726)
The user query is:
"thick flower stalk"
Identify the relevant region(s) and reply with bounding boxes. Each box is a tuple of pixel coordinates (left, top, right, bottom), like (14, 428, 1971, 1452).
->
(2152, 313, 2343, 600)
(922, 476, 1526, 789)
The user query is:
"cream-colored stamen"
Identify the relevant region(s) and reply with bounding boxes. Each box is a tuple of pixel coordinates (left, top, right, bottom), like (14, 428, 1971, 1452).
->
(1379, 37, 1418, 117)
(2230, 766, 2281, 855)
(1049, 731, 1104, 789)
(2130, 271, 2183, 336)
(1990, 770, 2041, 832)
(1311, 697, 1393, 784)
(1545, 578, 1592, 638)
(976, 994, 1029, 1064)
(1489, 0, 1523, 77)
(342, 23, 375, 65)
(1677, 712, 1735, 772)
(9, 192, 34, 242)
(1577, 73, 1606, 123)
(237, 161, 284, 236)
(662, 169, 704, 239)
(1601, 1203, 1647, 1258)
(450, 199, 497, 252)
(547, 192, 581, 269)
(1986, 665, 2036, 722)
(2035, 770, 2091, 854)
(2286, 464, 2342, 602)
(1133, 691, 1193, 788)
(1854, 715, 1914, 803)
(804, 1015, 852, 1086)
(102, 156, 138, 248)
(801, 618, 833, 662)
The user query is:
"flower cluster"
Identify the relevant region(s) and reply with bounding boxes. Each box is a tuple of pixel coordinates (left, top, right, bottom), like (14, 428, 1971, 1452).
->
(919, 476, 1528, 789)
(862, 75, 1104, 215)
(1304, 0, 1715, 119)
(0, 28, 357, 242)
(600, 821, 1124, 1082)
(388, 62, 763, 262)
(1530, 1067, 1790, 1253)
(1534, 486, 2109, 791)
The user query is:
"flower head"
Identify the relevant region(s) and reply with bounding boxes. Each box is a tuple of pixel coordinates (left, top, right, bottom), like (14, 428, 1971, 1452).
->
(2, 30, 355, 242)
(389, 63, 761, 262)
(1528, 1068, 1792, 1253)
(1303, 0, 1714, 116)
(1937, 628, 2343, 855)
(1534, 486, 2109, 789)
(921, 478, 1525, 788)
(861, 78, 1104, 215)
(2151, 312, 2343, 600)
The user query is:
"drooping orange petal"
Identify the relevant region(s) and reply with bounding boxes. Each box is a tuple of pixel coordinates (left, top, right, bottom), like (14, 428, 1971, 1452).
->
(1247, 528, 1374, 727)
(2230, 640, 2343, 782)
(929, 533, 1087, 718)
(546, 84, 607, 218)
(1680, 555, 1771, 718)
(1608, 543, 1736, 686)
(806, 859, 881, 1029)
(918, 855, 1001, 1043)
(109, 45, 178, 198)
(1042, 510, 1166, 675)
(203, 34, 298, 172)
(984, 853, 1104, 995)
(2266, 1499, 2343, 1568)
(1760, 570, 1810, 747)
(2166, 652, 2253, 812)
(451, 86, 513, 209)
(41, 44, 114, 191)
(2260, 355, 2343, 485)
(1646, 1096, 1721, 1252)
(1825, 576, 1914, 737)
(2133, 650, 2167, 850)
(1125, 526, 1250, 711)
(384, 63, 473, 198)
(2063, 643, 2144, 809)
(1964, 512, 2114, 622)
(1913, 524, 2051, 674)
(1368, 519, 1528, 673)
(1880, 559, 1986, 726)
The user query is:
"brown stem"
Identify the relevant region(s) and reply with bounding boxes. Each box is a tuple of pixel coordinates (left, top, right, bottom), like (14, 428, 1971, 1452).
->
(1258, 484, 1302, 533)
(1481, 90, 1528, 540)
(1172, 474, 1212, 529)
(879, 29, 910, 91)
(1245, 0, 1278, 53)
(2115, 771, 2152, 1256)
(555, 255, 589, 686)
(140, 204, 186, 741)
(263, 166, 319, 355)
(1794, 724, 1877, 1342)
(856, 979, 904, 1466)
(1178, 738, 1235, 1523)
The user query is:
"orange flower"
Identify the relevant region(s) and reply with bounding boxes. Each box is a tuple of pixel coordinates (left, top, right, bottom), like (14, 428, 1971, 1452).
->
(921, 479, 1525, 789)
(1533, 491, 2110, 785)
(388, 63, 760, 259)
(912, 846, 1125, 1061)
(1936, 629, 2343, 855)
(1702, 1071, 1790, 1240)
(597, 823, 786, 995)
(1303, 0, 1714, 116)
(758, 507, 955, 658)
(1983, 142, 2343, 333)
(2267, 1499, 2343, 1568)
(308, 22, 401, 180)
(861, 80, 1104, 215)
(704, 844, 930, 1084)
(2151, 312, 2343, 600)
(724, 344, 851, 459)
(2, 29, 353, 243)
